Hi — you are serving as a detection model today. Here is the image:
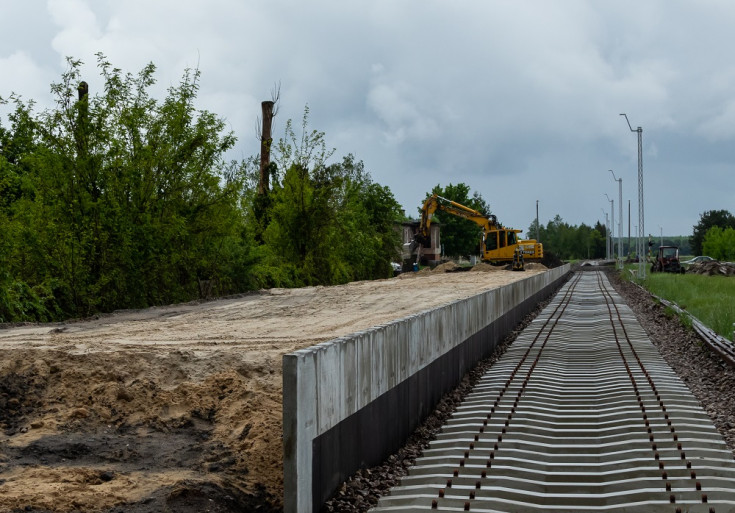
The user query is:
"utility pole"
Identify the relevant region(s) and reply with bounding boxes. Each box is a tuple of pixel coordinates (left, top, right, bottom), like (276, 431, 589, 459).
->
(620, 113, 644, 278)
(605, 194, 614, 261)
(628, 200, 631, 260)
(536, 200, 540, 242)
(602, 209, 610, 260)
(609, 170, 623, 269)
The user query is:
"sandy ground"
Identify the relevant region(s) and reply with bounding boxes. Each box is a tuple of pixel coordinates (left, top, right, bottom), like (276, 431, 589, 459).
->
(0, 263, 547, 512)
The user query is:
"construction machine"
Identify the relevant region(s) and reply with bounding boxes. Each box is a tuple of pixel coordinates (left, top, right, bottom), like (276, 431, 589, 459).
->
(650, 245, 685, 274)
(411, 194, 543, 271)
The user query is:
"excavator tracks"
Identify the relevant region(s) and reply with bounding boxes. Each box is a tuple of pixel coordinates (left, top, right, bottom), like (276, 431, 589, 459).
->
(370, 271, 735, 512)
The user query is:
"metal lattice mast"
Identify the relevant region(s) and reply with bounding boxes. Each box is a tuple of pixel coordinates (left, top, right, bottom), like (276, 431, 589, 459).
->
(621, 114, 644, 278)
(605, 194, 614, 262)
(636, 126, 644, 277)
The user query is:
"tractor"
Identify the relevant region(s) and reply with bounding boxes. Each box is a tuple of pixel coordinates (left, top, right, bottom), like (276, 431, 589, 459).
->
(650, 245, 685, 274)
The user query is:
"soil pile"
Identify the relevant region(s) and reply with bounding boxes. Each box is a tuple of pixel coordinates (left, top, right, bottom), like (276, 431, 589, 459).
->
(687, 261, 735, 276)
(429, 262, 459, 273)
(469, 263, 503, 272)
(0, 268, 546, 512)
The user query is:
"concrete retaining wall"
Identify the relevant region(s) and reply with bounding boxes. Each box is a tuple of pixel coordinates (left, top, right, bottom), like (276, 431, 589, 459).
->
(282, 265, 570, 512)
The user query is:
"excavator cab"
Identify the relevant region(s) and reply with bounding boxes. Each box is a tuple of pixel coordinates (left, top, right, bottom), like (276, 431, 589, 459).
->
(485, 232, 498, 251)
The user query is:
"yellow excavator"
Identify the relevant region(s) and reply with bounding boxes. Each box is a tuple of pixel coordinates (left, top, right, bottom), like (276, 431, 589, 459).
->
(411, 194, 543, 271)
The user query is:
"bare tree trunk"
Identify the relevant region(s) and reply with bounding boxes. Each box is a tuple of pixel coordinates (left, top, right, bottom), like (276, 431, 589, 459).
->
(258, 100, 275, 195)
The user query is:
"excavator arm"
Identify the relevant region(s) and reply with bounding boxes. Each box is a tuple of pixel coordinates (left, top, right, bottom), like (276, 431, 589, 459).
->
(416, 194, 497, 244)
(411, 193, 543, 269)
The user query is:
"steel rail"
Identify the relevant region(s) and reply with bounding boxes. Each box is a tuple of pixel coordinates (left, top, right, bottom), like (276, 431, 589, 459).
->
(370, 271, 735, 512)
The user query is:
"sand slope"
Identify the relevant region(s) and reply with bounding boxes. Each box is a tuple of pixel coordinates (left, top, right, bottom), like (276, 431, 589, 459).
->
(0, 267, 544, 512)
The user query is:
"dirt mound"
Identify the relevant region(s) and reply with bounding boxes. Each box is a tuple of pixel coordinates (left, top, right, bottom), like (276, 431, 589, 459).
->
(524, 263, 549, 271)
(430, 262, 460, 273)
(687, 261, 735, 276)
(0, 353, 282, 512)
(470, 262, 503, 272)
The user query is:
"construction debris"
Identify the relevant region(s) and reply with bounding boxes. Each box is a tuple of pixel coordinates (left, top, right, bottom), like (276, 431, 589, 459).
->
(686, 261, 735, 276)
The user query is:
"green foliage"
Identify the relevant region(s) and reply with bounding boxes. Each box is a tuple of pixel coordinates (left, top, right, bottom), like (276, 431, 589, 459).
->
(702, 226, 735, 261)
(263, 142, 402, 285)
(0, 55, 248, 320)
(690, 209, 735, 256)
(529, 216, 606, 260)
(643, 272, 735, 339)
(666, 235, 691, 255)
(426, 183, 490, 257)
(1, 59, 404, 323)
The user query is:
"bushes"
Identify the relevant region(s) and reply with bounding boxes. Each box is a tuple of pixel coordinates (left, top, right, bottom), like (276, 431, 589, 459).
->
(702, 226, 735, 261)
(1, 60, 403, 323)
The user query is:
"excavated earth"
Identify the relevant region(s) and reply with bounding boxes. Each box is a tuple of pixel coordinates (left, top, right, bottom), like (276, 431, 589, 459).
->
(0, 262, 549, 513)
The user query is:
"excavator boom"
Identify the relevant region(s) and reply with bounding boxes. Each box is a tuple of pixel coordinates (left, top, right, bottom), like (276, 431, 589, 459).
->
(412, 193, 543, 269)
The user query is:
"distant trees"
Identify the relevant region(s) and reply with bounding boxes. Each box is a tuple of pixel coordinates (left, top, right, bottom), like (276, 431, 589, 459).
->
(528, 216, 606, 261)
(0, 57, 403, 322)
(691, 210, 735, 256)
(424, 183, 490, 258)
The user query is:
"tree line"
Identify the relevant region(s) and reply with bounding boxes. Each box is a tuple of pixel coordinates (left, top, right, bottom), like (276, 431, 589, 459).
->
(4, 58, 731, 323)
(0, 56, 403, 322)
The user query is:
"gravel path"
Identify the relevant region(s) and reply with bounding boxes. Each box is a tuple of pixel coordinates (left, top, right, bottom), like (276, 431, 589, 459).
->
(323, 268, 735, 512)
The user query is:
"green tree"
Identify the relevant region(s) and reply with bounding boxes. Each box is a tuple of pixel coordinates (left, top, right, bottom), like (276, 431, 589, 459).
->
(527, 217, 606, 260)
(260, 109, 402, 286)
(0, 55, 248, 320)
(702, 226, 735, 261)
(690, 210, 735, 256)
(426, 183, 490, 257)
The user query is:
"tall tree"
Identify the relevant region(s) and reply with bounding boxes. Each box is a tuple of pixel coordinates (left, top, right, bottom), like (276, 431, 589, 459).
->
(702, 226, 735, 261)
(690, 209, 735, 256)
(426, 183, 491, 258)
(259, 109, 402, 286)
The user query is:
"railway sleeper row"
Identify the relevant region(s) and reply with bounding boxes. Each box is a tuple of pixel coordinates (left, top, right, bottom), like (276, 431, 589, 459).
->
(369, 271, 735, 513)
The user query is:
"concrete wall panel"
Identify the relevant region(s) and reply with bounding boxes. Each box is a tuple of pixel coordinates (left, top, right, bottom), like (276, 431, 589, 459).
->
(283, 265, 570, 512)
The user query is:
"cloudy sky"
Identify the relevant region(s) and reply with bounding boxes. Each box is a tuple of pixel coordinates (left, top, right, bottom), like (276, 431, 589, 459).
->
(2, 1, 734, 238)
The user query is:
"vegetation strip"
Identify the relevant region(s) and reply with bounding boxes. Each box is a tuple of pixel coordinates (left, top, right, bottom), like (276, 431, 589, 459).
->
(632, 282, 735, 368)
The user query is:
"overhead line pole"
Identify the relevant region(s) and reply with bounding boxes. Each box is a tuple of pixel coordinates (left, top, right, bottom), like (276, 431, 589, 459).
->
(620, 113, 644, 278)
(609, 170, 623, 269)
(605, 194, 614, 262)
(602, 209, 610, 260)
(628, 200, 631, 261)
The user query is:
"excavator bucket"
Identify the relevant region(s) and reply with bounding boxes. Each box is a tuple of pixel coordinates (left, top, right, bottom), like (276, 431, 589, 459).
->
(512, 249, 525, 271)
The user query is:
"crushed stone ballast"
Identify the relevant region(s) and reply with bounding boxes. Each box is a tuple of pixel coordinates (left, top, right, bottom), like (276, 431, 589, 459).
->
(370, 271, 735, 513)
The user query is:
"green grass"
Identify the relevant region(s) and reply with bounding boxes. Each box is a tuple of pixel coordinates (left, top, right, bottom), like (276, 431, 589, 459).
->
(637, 271, 735, 339)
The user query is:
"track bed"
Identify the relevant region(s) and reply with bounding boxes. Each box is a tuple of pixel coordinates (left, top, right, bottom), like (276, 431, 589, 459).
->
(371, 271, 735, 512)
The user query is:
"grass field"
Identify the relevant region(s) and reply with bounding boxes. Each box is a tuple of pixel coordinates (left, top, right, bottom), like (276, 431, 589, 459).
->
(630, 269, 735, 339)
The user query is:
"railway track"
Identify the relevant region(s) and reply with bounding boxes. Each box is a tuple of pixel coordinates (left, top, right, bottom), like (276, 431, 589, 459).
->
(370, 271, 735, 512)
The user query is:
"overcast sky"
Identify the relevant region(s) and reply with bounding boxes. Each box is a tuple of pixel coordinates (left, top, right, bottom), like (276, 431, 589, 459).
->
(2, 1, 734, 238)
